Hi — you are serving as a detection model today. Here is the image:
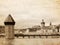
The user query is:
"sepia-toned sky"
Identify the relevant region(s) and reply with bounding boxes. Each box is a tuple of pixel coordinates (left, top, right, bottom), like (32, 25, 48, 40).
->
(0, 0, 60, 29)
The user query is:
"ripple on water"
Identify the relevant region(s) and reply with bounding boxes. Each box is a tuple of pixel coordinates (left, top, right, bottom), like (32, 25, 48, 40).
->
(0, 38, 60, 45)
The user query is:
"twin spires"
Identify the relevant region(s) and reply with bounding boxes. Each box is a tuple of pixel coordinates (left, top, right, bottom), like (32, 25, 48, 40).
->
(4, 14, 15, 25)
(41, 19, 52, 26)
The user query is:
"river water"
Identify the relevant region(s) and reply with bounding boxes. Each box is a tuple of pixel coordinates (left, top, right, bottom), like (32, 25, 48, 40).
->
(0, 37, 60, 45)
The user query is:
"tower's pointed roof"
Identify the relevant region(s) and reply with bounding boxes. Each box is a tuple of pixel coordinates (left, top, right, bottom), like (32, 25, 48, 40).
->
(4, 14, 15, 22)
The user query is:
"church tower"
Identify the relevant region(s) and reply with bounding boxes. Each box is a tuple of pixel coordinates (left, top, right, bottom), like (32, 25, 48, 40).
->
(41, 19, 45, 27)
(4, 14, 15, 39)
(49, 22, 53, 29)
(50, 22, 52, 26)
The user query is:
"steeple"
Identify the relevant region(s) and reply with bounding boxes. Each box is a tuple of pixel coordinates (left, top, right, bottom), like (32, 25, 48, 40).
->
(50, 22, 52, 26)
(41, 19, 45, 24)
(41, 19, 45, 27)
(4, 14, 15, 25)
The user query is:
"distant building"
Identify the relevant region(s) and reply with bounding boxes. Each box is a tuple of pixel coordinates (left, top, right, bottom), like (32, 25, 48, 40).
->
(22, 19, 60, 35)
(36, 19, 59, 35)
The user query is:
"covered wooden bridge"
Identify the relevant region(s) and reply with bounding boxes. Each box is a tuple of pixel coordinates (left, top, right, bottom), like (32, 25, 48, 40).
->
(14, 33, 60, 38)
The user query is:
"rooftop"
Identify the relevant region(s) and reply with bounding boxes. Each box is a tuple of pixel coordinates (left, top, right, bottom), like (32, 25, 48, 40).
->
(4, 14, 15, 22)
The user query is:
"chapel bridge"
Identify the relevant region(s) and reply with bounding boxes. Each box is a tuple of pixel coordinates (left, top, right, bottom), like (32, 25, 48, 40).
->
(0, 33, 60, 38)
(14, 33, 60, 38)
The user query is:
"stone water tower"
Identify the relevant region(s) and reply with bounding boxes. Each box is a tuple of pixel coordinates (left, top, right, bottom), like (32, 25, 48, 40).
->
(4, 14, 15, 39)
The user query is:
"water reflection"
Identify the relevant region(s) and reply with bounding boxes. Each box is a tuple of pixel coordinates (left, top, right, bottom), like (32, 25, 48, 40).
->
(4, 39, 14, 45)
(0, 38, 60, 45)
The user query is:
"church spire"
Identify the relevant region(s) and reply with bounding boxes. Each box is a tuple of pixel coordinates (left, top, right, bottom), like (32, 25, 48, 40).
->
(41, 19, 45, 24)
(50, 22, 52, 26)
(41, 19, 45, 27)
